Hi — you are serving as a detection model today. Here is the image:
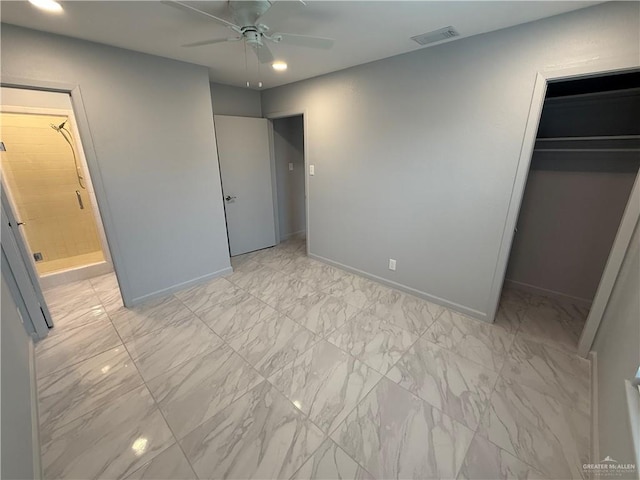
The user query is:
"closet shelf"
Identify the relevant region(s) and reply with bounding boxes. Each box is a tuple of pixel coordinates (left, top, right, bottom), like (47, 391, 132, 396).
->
(534, 135, 640, 152)
(536, 135, 640, 142)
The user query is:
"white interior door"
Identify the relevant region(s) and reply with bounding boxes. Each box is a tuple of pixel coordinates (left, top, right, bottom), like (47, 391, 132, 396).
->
(215, 115, 276, 256)
(1, 197, 52, 337)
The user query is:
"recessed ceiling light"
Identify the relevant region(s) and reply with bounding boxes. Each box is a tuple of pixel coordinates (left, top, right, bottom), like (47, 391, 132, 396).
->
(272, 61, 288, 72)
(28, 0, 63, 13)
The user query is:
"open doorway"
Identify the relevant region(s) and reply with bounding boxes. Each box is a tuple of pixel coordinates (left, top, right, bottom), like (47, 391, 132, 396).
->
(498, 71, 640, 354)
(1, 87, 120, 334)
(272, 114, 307, 252)
(1, 87, 113, 289)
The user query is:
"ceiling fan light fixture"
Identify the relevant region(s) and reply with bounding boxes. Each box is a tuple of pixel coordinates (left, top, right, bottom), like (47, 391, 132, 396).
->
(28, 0, 63, 13)
(272, 61, 288, 72)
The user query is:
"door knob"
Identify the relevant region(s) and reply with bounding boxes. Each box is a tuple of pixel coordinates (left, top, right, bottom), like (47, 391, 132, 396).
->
(225, 195, 236, 201)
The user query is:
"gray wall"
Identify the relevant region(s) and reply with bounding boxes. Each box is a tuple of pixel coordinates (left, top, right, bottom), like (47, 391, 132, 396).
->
(261, 2, 640, 318)
(506, 166, 637, 303)
(592, 220, 639, 469)
(1, 266, 39, 480)
(1, 25, 231, 304)
(210, 82, 262, 117)
(273, 116, 306, 240)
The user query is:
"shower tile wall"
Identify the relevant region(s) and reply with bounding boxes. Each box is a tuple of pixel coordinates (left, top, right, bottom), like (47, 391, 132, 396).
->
(0, 112, 104, 274)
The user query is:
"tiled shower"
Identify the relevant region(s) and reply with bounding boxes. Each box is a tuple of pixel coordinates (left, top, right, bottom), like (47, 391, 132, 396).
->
(0, 112, 107, 277)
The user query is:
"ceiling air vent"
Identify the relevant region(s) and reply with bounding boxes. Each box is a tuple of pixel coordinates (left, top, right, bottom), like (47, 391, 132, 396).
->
(411, 26, 460, 46)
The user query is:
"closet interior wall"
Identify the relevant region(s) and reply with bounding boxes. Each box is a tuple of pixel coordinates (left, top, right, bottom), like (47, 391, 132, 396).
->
(505, 85, 640, 306)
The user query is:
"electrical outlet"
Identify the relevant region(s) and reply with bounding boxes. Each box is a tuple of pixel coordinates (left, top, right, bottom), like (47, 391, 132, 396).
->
(388, 259, 396, 271)
(289, 163, 294, 171)
(309, 165, 315, 176)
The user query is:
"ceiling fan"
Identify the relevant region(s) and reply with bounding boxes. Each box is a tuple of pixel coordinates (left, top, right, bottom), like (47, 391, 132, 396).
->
(162, 0, 334, 64)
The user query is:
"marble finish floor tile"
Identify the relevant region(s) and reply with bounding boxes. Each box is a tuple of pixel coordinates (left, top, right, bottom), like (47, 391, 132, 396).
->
(331, 377, 474, 480)
(146, 345, 263, 438)
(89, 272, 119, 291)
(230, 253, 255, 270)
(227, 313, 318, 377)
(284, 258, 347, 291)
(500, 287, 532, 307)
(125, 315, 223, 382)
(291, 438, 374, 480)
(38, 346, 144, 436)
(387, 337, 498, 430)
(253, 248, 299, 271)
(279, 255, 319, 275)
(282, 292, 359, 337)
(196, 291, 277, 340)
(229, 262, 286, 292)
(494, 302, 526, 334)
(518, 300, 586, 353)
(174, 277, 242, 313)
(502, 335, 590, 414)
(42, 385, 174, 480)
(323, 274, 386, 309)
(124, 443, 197, 480)
(36, 317, 122, 378)
(90, 273, 124, 314)
(49, 298, 109, 332)
(477, 377, 589, 480)
(327, 311, 417, 374)
(458, 434, 547, 480)
(179, 381, 324, 480)
(423, 309, 514, 372)
(44, 279, 95, 311)
(37, 244, 591, 480)
(269, 340, 382, 434)
(365, 289, 444, 335)
(255, 274, 317, 311)
(110, 295, 194, 342)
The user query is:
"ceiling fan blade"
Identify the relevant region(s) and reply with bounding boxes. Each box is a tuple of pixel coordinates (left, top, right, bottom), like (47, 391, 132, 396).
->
(255, 0, 302, 27)
(270, 32, 334, 50)
(161, 1, 241, 30)
(182, 37, 242, 48)
(252, 43, 274, 64)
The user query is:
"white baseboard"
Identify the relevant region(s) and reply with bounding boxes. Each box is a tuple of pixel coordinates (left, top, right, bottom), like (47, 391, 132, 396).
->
(129, 266, 233, 306)
(504, 279, 593, 309)
(590, 351, 599, 466)
(308, 253, 487, 322)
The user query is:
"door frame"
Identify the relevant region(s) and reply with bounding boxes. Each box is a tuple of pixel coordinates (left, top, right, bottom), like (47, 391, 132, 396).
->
(264, 109, 309, 253)
(0, 104, 113, 280)
(0, 76, 132, 306)
(487, 67, 640, 358)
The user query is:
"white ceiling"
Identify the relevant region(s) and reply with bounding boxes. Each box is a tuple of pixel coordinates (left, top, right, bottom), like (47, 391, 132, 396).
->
(1, 1, 601, 90)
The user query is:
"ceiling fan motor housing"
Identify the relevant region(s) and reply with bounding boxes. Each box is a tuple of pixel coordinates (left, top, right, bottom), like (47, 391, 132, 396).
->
(242, 27, 263, 46)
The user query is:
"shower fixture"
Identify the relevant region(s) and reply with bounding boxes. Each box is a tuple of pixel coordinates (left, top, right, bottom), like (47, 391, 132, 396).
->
(50, 118, 86, 190)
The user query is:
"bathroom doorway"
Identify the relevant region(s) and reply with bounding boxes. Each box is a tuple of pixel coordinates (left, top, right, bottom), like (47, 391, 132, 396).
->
(1, 87, 113, 290)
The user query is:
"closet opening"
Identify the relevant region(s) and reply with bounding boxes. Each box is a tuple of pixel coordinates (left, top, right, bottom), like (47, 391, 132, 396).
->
(499, 71, 640, 354)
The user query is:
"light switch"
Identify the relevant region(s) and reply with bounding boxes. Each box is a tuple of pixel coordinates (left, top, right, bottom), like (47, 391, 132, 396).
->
(289, 162, 294, 171)
(310, 165, 315, 176)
